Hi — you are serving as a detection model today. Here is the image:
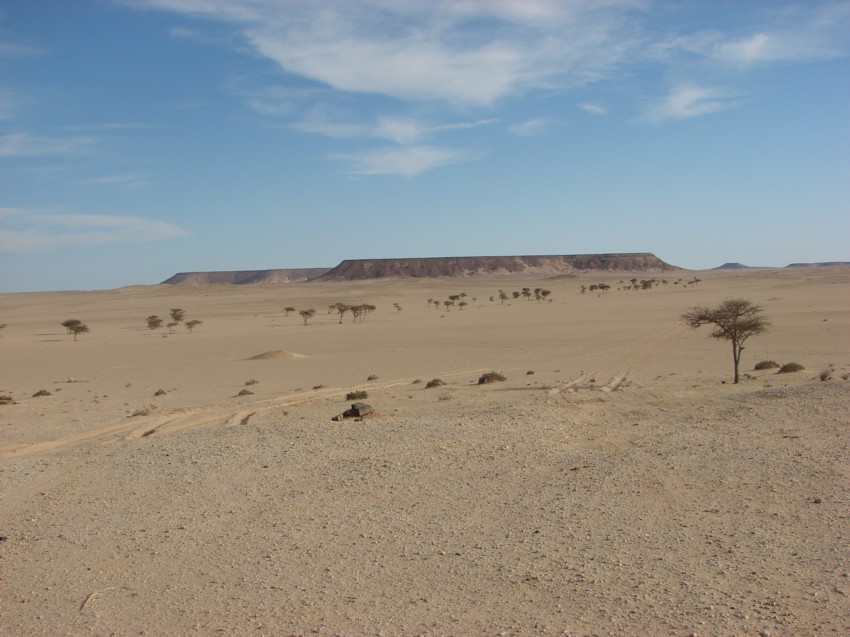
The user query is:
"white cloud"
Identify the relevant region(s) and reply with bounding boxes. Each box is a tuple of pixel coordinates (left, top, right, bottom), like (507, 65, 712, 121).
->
(0, 209, 188, 253)
(508, 118, 552, 137)
(642, 84, 741, 123)
(329, 145, 469, 178)
(0, 132, 95, 157)
(579, 102, 607, 115)
(127, 0, 645, 106)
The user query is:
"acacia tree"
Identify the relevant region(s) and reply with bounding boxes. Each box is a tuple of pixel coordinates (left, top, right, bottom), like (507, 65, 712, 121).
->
(170, 308, 186, 323)
(283, 306, 295, 317)
(62, 319, 82, 334)
(299, 308, 316, 326)
(69, 323, 89, 341)
(146, 315, 163, 330)
(185, 319, 203, 333)
(682, 298, 770, 384)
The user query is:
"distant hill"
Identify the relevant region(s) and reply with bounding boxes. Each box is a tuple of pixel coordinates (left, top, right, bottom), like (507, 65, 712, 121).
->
(317, 253, 679, 281)
(161, 253, 681, 285)
(162, 268, 330, 285)
(712, 263, 752, 270)
(785, 262, 850, 268)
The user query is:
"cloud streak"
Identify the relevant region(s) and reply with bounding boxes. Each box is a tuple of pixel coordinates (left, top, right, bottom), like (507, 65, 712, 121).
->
(0, 209, 188, 253)
(0, 132, 96, 157)
(642, 84, 742, 124)
(329, 145, 470, 178)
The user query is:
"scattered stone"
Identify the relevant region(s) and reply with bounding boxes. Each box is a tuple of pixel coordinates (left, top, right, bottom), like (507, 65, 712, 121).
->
(332, 403, 374, 421)
(811, 497, 822, 504)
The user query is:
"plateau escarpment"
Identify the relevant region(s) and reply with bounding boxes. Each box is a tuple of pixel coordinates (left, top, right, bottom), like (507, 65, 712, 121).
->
(317, 253, 679, 281)
(162, 268, 331, 285)
(161, 253, 680, 285)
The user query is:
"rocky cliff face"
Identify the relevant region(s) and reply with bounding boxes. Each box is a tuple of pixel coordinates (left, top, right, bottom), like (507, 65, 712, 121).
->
(317, 253, 679, 281)
(161, 268, 330, 285)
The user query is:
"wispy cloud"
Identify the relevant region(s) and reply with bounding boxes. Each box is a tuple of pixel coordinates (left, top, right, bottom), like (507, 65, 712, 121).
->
(508, 118, 553, 137)
(642, 84, 742, 124)
(80, 174, 147, 187)
(0, 132, 96, 157)
(0, 209, 188, 253)
(329, 145, 470, 178)
(129, 0, 645, 106)
(579, 102, 608, 115)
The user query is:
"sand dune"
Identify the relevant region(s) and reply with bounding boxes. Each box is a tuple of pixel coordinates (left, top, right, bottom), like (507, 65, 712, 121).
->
(0, 266, 848, 635)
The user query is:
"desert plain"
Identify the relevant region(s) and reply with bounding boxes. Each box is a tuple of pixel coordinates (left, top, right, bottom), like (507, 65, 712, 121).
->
(1, 266, 848, 636)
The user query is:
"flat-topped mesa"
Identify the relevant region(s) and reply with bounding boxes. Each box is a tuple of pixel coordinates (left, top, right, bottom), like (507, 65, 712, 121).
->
(317, 253, 680, 281)
(162, 268, 331, 285)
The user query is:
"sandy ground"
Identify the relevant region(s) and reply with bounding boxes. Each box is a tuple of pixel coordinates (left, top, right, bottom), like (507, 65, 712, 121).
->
(1, 267, 848, 636)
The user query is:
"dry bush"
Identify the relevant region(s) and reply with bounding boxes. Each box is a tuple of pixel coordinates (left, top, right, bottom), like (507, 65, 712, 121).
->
(818, 369, 832, 381)
(237, 389, 254, 396)
(130, 407, 151, 417)
(154, 389, 167, 396)
(478, 371, 506, 384)
(312, 384, 325, 390)
(32, 389, 52, 397)
(245, 379, 259, 386)
(778, 362, 804, 374)
(425, 378, 446, 388)
(754, 360, 779, 370)
(367, 374, 378, 381)
(346, 390, 368, 400)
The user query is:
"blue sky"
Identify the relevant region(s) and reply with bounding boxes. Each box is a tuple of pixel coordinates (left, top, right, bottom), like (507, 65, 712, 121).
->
(1, 0, 848, 292)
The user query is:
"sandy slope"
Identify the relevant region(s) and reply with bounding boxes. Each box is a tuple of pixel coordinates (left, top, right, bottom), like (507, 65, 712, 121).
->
(0, 267, 848, 636)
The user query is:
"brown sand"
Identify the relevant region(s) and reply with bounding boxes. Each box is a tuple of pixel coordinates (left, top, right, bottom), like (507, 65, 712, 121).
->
(1, 267, 848, 636)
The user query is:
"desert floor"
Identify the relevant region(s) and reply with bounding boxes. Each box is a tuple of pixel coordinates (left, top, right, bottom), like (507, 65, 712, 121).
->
(1, 267, 848, 636)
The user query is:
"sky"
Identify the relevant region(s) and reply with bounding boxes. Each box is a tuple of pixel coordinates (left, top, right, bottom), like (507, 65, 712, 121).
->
(1, 0, 848, 292)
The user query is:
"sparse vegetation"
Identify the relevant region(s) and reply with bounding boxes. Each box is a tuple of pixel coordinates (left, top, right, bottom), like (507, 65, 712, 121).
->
(754, 360, 779, 370)
(425, 378, 446, 388)
(69, 323, 90, 341)
(367, 374, 378, 381)
(818, 369, 832, 381)
(245, 379, 259, 386)
(478, 371, 506, 384)
(237, 389, 254, 396)
(284, 306, 295, 317)
(682, 299, 770, 384)
(32, 389, 52, 397)
(346, 390, 368, 400)
(185, 319, 203, 333)
(62, 319, 82, 334)
(154, 389, 167, 396)
(778, 362, 804, 374)
(299, 308, 316, 326)
(393, 303, 402, 313)
(170, 308, 186, 323)
(146, 315, 163, 330)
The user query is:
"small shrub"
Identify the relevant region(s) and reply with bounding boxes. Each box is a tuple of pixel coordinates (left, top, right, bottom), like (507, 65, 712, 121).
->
(312, 384, 325, 390)
(754, 360, 779, 370)
(425, 378, 446, 389)
(245, 379, 259, 386)
(367, 374, 378, 381)
(130, 407, 151, 417)
(154, 389, 167, 396)
(478, 371, 506, 384)
(412, 379, 422, 384)
(237, 389, 254, 396)
(0, 395, 15, 405)
(778, 362, 804, 374)
(346, 390, 368, 400)
(526, 370, 535, 375)
(818, 369, 832, 381)
(32, 389, 52, 397)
